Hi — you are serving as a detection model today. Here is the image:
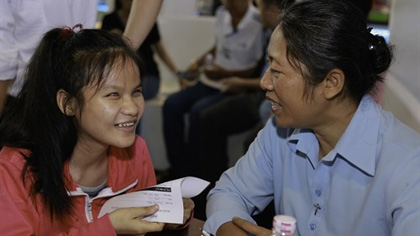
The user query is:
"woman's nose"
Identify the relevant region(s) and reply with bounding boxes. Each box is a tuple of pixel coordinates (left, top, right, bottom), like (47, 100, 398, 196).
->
(260, 69, 273, 91)
(121, 96, 141, 116)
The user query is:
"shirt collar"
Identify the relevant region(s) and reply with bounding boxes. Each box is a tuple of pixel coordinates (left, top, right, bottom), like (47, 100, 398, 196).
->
(223, 4, 257, 34)
(236, 4, 257, 32)
(333, 95, 379, 176)
(287, 95, 379, 176)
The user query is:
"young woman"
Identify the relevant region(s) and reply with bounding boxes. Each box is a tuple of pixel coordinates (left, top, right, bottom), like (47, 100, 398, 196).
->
(204, 0, 420, 235)
(0, 26, 193, 235)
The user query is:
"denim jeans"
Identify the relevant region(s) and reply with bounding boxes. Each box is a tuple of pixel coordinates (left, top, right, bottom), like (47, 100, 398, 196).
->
(136, 74, 160, 135)
(162, 82, 227, 177)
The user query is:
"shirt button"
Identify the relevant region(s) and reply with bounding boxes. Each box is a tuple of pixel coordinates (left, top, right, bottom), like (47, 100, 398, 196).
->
(315, 189, 321, 197)
(310, 223, 317, 231)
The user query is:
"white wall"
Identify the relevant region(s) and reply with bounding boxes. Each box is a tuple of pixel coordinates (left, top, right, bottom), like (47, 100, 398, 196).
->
(388, 0, 420, 101)
(379, 0, 420, 132)
(159, 0, 197, 16)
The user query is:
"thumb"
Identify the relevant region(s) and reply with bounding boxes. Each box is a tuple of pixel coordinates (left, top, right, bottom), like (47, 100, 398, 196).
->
(127, 204, 159, 218)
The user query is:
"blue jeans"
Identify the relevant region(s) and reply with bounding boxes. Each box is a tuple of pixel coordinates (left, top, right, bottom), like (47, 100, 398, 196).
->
(163, 82, 227, 177)
(136, 74, 160, 135)
(142, 74, 160, 100)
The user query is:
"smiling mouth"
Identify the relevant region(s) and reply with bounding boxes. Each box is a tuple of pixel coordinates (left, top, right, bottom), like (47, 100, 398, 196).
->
(270, 101, 282, 110)
(115, 122, 135, 128)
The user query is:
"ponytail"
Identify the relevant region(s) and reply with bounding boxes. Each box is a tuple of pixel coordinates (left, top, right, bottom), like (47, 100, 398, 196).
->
(0, 26, 141, 219)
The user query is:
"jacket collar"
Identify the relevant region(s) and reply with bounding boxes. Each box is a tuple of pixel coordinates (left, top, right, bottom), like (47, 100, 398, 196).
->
(64, 145, 137, 193)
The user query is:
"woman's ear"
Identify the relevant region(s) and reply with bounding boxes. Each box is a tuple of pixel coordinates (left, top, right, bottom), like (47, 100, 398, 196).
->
(56, 89, 76, 116)
(322, 68, 345, 99)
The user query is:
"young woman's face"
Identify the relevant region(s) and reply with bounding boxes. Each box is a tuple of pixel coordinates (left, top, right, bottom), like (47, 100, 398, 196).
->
(75, 59, 144, 149)
(260, 27, 326, 129)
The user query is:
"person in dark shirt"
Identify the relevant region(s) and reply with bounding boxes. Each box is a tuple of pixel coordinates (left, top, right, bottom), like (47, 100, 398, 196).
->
(102, 0, 178, 100)
(102, 0, 179, 134)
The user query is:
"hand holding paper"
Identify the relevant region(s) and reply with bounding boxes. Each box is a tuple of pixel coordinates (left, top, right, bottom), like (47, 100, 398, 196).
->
(99, 177, 209, 224)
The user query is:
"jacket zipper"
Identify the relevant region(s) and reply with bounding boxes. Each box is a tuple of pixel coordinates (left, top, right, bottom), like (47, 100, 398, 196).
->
(68, 180, 139, 223)
(87, 198, 94, 222)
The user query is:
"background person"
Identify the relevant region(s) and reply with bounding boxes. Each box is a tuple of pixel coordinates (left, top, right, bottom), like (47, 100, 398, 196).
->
(197, 0, 295, 184)
(0, 0, 164, 117)
(0, 0, 98, 116)
(123, 0, 164, 50)
(162, 0, 265, 181)
(192, 0, 294, 224)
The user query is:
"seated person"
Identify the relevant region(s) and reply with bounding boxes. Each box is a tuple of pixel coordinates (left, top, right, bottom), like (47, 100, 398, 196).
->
(204, 0, 419, 235)
(0, 26, 193, 235)
(163, 0, 265, 179)
(196, 0, 293, 184)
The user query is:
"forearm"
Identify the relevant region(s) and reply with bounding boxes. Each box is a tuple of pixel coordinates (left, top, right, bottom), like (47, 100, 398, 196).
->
(226, 67, 258, 78)
(205, 184, 257, 235)
(155, 41, 178, 73)
(123, 0, 163, 49)
(207, 67, 257, 81)
(0, 79, 12, 115)
(205, 126, 276, 234)
(238, 78, 261, 89)
(216, 222, 248, 236)
(190, 47, 216, 68)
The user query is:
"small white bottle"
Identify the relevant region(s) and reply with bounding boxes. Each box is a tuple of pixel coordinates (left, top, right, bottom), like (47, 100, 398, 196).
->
(203, 53, 214, 70)
(271, 215, 297, 236)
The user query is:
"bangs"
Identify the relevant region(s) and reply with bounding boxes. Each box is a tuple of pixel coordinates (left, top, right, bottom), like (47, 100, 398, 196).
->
(75, 48, 141, 89)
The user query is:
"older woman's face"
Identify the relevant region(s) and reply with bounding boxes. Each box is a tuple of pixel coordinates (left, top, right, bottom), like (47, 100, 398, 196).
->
(260, 27, 327, 129)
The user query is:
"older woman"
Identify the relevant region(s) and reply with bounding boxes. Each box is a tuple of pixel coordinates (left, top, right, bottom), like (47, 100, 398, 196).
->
(204, 0, 420, 235)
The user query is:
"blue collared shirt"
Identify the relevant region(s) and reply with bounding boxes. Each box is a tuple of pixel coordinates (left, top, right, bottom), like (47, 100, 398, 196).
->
(204, 95, 420, 236)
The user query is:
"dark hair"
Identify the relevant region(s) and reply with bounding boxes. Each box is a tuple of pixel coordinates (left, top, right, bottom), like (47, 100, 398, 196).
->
(114, 0, 122, 12)
(261, 0, 294, 9)
(0, 27, 141, 219)
(278, 0, 392, 101)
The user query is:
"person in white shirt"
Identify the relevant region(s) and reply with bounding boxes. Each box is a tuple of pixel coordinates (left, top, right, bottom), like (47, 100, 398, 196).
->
(162, 0, 265, 182)
(0, 0, 98, 115)
(0, 0, 164, 116)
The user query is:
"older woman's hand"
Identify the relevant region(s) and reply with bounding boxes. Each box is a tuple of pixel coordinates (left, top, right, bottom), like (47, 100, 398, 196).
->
(232, 217, 272, 236)
(165, 198, 195, 230)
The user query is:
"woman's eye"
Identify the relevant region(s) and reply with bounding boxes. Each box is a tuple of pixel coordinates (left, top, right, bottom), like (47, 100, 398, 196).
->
(133, 88, 142, 96)
(106, 92, 119, 97)
(270, 69, 281, 78)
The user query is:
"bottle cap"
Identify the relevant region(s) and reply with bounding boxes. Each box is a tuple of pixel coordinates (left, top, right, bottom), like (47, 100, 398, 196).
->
(272, 215, 296, 234)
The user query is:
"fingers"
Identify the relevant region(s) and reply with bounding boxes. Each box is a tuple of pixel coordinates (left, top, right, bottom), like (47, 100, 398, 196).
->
(135, 221, 165, 233)
(183, 198, 195, 210)
(109, 205, 164, 235)
(182, 198, 195, 224)
(232, 217, 271, 236)
(126, 204, 159, 218)
(129, 209, 164, 233)
(232, 217, 251, 231)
